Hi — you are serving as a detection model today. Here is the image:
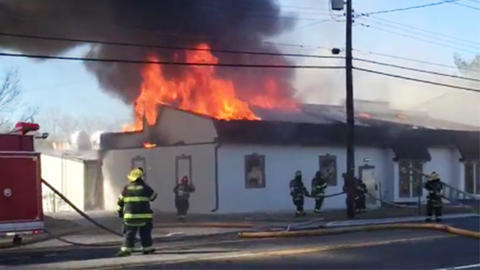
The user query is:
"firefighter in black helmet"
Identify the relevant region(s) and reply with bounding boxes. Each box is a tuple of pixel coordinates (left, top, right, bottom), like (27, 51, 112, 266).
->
(290, 170, 310, 216)
(424, 171, 443, 222)
(311, 170, 328, 214)
(116, 167, 158, 257)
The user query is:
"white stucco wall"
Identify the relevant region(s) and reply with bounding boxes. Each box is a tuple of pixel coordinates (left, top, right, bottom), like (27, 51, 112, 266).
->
(392, 147, 463, 203)
(425, 148, 456, 186)
(102, 144, 216, 214)
(216, 144, 388, 213)
(382, 150, 396, 202)
(41, 154, 86, 212)
(153, 107, 218, 144)
(450, 149, 463, 190)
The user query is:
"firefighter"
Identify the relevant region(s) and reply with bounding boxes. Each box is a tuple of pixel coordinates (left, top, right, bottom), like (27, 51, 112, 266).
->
(424, 171, 443, 222)
(354, 178, 368, 213)
(289, 170, 310, 216)
(174, 176, 195, 220)
(311, 170, 328, 214)
(116, 167, 157, 257)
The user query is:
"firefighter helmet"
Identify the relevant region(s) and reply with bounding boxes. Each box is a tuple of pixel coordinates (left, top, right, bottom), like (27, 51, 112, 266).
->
(428, 171, 440, 181)
(295, 170, 302, 177)
(127, 168, 144, 182)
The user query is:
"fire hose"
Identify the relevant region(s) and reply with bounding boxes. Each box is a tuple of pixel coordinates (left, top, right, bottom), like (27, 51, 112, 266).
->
(41, 179, 123, 237)
(37, 179, 251, 248)
(0, 179, 123, 249)
(32, 179, 124, 247)
(306, 191, 346, 199)
(238, 223, 480, 239)
(282, 191, 347, 231)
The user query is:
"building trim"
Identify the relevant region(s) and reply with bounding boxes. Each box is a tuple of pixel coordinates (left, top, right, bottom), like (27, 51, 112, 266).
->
(211, 143, 222, 212)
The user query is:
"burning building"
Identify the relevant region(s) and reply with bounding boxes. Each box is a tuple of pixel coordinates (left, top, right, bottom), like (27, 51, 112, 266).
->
(98, 103, 479, 214)
(94, 43, 479, 214)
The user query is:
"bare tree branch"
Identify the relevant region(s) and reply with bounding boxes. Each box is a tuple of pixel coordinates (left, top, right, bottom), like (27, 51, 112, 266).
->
(20, 106, 40, 122)
(0, 70, 21, 112)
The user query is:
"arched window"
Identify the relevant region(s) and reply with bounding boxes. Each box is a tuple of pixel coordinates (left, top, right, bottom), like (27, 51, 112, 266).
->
(245, 154, 265, 189)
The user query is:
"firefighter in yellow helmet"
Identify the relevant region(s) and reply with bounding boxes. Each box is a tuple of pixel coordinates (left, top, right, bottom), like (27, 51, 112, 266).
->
(116, 168, 157, 257)
(424, 171, 443, 222)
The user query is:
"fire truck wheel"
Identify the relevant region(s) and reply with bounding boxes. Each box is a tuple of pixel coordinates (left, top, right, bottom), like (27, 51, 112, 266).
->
(13, 235, 22, 245)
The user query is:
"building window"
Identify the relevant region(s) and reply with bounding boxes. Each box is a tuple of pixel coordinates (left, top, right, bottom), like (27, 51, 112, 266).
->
(398, 160, 423, 198)
(319, 154, 337, 186)
(465, 162, 480, 194)
(131, 156, 146, 180)
(245, 154, 265, 189)
(176, 155, 192, 184)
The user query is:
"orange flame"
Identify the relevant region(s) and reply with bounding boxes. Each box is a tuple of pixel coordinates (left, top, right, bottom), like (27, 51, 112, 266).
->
(143, 142, 157, 149)
(122, 43, 297, 132)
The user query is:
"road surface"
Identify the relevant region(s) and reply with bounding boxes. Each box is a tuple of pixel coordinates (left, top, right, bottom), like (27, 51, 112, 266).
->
(0, 217, 478, 270)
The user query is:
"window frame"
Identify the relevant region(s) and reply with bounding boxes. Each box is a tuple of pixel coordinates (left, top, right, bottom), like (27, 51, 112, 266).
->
(398, 159, 424, 198)
(464, 161, 480, 194)
(131, 155, 147, 181)
(319, 154, 337, 186)
(175, 154, 192, 185)
(244, 153, 266, 189)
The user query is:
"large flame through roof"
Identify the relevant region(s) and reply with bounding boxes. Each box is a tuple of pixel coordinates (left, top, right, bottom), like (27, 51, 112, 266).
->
(122, 43, 297, 132)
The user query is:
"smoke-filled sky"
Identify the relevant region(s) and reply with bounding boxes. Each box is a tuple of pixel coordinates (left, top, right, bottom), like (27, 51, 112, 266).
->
(0, 0, 479, 128)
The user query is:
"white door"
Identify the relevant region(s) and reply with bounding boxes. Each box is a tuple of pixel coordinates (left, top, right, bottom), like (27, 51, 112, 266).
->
(361, 166, 380, 208)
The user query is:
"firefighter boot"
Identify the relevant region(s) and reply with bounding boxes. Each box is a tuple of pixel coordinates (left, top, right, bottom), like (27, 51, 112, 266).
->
(142, 247, 155, 255)
(295, 210, 306, 217)
(116, 248, 132, 257)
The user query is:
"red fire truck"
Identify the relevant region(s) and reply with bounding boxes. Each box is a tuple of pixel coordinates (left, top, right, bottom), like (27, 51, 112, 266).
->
(0, 122, 46, 244)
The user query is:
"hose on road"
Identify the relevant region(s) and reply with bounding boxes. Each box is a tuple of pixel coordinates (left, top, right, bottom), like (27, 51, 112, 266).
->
(43, 229, 119, 247)
(41, 179, 122, 237)
(239, 223, 480, 239)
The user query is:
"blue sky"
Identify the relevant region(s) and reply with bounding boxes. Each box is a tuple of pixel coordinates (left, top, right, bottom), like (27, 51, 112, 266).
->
(0, 0, 479, 129)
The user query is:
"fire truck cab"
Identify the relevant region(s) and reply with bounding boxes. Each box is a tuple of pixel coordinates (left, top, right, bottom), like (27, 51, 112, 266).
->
(0, 123, 45, 244)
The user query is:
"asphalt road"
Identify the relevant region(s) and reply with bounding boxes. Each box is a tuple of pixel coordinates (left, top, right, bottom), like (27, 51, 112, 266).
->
(0, 217, 478, 270)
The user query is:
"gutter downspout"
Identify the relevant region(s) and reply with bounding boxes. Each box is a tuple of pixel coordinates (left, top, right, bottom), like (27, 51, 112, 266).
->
(211, 142, 222, 212)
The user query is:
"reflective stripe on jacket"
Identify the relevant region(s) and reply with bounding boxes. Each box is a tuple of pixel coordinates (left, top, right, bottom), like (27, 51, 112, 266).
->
(117, 179, 157, 222)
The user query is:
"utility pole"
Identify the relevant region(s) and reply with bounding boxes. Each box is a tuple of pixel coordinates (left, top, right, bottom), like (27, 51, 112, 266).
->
(345, 0, 356, 218)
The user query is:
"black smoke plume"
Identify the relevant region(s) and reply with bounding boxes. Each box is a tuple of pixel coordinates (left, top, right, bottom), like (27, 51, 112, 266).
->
(0, 0, 297, 104)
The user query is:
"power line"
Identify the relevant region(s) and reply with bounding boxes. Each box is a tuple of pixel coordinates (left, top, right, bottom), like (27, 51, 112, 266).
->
(295, 18, 339, 31)
(278, 4, 330, 11)
(353, 48, 480, 73)
(358, 19, 479, 51)
(361, 0, 459, 16)
(353, 66, 480, 93)
(0, 52, 346, 69)
(453, 1, 480, 10)
(354, 57, 480, 82)
(196, 4, 331, 21)
(263, 41, 320, 50)
(0, 32, 344, 60)
(361, 15, 480, 48)
(358, 23, 479, 54)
